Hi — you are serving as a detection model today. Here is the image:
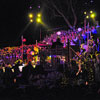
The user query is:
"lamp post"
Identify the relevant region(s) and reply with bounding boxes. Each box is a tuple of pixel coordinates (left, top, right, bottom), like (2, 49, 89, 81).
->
(36, 13, 42, 41)
(84, 11, 96, 30)
(84, 11, 90, 32)
(21, 35, 24, 61)
(28, 13, 34, 23)
(19, 13, 34, 61)
(28, 12, 42, 42)
(84, 12, 87, 32)
(84, 11, 96, 44)
(28, 12, 43, 41)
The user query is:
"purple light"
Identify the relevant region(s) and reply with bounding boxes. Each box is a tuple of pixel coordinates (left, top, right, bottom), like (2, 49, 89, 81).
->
(90, 0, 93, 3)
(38, 5, 40, 8)
(29, 6, 32, 9)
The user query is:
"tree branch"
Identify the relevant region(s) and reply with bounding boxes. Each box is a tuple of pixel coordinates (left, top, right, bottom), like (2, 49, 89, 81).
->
(70, 0, 77, 27)
(44, 1, 62, 18)
(51, 1, 73, 29)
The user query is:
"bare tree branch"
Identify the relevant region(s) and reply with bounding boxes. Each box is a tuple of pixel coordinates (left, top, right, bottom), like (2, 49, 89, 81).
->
(43, 0, 77, 29)
(51, 1, 73, 29)
(70, 0, 77, 27)
(43, 1, 62, 18)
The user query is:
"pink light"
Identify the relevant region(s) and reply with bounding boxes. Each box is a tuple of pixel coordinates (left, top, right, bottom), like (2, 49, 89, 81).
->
(29, 6, 32, 9)
(57, 31, 61, 35)
(22, 38, 26, 42)
(38, 5, 40, 8)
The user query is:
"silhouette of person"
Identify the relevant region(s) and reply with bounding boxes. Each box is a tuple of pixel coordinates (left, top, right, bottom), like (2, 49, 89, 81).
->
(51, 37, 63, 49)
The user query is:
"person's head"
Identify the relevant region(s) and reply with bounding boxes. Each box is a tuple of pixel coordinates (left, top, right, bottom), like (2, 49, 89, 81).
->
(28, 61, 32, 66)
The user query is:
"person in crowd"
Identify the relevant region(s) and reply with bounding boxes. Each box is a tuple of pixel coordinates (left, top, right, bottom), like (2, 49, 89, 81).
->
(95, 54, 100, 82)
(82, 31, 87, 44)
(0, 28, 100, 89)
(3, 63, 14, 87)
(21, 61, 34, 84)
(97, 38, 100, 52)
(91, 26, 97, 42)
(93, 40, 97, 54)
(51, 37, 63, 49)
(87, 39, 93, 54)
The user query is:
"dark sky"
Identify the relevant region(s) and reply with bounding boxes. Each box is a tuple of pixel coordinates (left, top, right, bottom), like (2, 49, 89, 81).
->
(0, 0, 27, 47)
(0, 0, 99, 48)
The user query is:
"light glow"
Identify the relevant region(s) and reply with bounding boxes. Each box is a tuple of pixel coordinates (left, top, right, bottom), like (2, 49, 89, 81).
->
(84, 12, 87, 15)
(86, 15, 89, 19)
(90, 11, 93, 14)
(37, 13, 41, 17)
(30, 19, 33, 23)
(29, 13, 33, 19)
(36, 18, 41, 23)
(78, 28, 82, 32)
(57, 31, 61, 35)
(90, 13, 96, 18)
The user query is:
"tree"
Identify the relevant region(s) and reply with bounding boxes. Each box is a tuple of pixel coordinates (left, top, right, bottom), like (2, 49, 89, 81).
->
(43, 0, 77, 29)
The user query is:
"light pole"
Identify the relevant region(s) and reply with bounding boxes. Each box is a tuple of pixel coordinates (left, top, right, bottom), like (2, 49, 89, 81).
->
(84, 11, 87, 32)
(28, 12, 43, 42)
(84, 11, 90, 32)
(84, 11, 96, 44)
(19, 13, 34, 61)
(90, 13, 96, 26)
(28, 13, 34, 23)
(84, 11, 96, 30)
(36, 13, 42, 41)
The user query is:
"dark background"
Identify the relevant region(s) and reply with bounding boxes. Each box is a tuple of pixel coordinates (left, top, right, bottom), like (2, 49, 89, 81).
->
(0, 0, 100, 48)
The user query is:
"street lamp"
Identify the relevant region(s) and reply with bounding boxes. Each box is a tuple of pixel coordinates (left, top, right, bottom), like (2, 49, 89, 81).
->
(84, 11, 96, 32)
(36, 18, 41, 23)
(37, 13, 41, 17)
(30, 19, 33, 23)
(28, 12, 43, 41)
(84, 11, 96, 45)
(90, 11, 93, 14)
(86, 15, 89, 19)
(84, 11, 87, 15)
(28, 13, 34, 19)
(90, 13, 96, 19)
(36, 13, 42, 23)
(36, 13, 42, 41)
(28, 13, 34, 23)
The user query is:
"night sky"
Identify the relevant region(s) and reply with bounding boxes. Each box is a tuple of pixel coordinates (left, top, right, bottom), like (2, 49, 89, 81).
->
(0, 0, 100, 48)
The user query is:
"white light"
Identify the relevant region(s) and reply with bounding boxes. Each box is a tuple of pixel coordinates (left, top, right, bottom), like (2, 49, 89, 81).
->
(78, 28, 82, 32)
(19, 66, 24, 72)
(57, 31, 61, 35)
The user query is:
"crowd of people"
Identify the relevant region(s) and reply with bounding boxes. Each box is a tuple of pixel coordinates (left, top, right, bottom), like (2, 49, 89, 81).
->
(0, 26, 100, 99)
